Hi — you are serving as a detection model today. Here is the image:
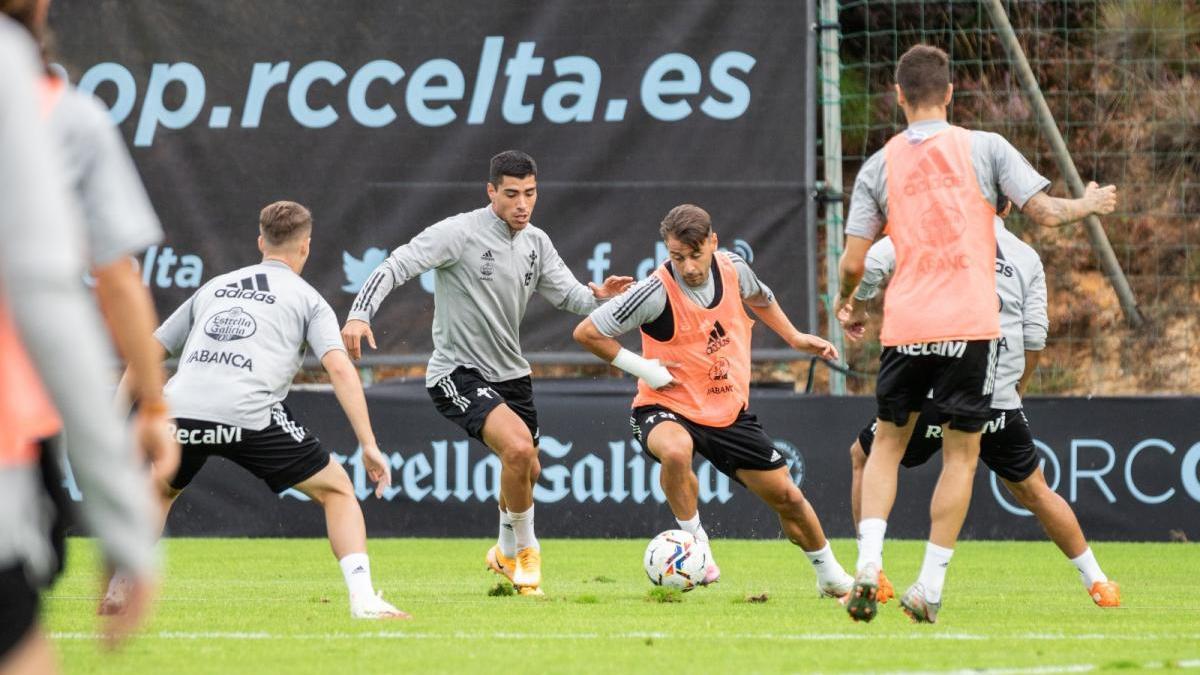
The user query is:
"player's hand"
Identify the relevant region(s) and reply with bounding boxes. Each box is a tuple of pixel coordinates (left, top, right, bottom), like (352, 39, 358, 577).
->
(341, 320, 376, 361)
(648, 360, 680, 390)
(135, 408, 180, 484)
(100, 573, 157, 650)
(790, 333, 839, 361)
(589, 275, 635, 299)
(1084, 181, 1117, 216)
(837, 301, 869, 342)
(362, 445, 392, 499)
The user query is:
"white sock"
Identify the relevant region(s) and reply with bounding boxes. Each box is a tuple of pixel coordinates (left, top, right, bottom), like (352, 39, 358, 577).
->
(856, 518, 887, 572)
(675, 512, 709, 545)
(1069, 547, 1108, 589)
(804, 542, 849, 585)
(508, 506, 539, 552)
(916, 542, 954, 604)
(498, 508, 517, 558)
(339, 553, 375, 602)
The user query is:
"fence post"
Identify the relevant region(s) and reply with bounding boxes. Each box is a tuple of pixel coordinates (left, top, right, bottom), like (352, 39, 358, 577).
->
(819, 0, 847, 394)
(984, 0, 1145, 328)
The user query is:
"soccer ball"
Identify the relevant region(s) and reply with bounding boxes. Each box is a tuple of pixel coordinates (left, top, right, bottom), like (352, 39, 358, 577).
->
(643, 529, 709, 592)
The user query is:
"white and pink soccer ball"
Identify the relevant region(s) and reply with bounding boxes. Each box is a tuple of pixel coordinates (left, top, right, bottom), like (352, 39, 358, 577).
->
(643, 529, 709, 592)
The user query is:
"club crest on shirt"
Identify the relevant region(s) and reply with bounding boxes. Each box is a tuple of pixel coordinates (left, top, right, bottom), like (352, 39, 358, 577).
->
(203, 306, 257, 342)
(480, 249, 495, 281)
(708, 357, 730, 381)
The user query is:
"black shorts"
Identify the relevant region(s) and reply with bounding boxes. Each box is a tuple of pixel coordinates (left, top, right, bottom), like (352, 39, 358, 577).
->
(876, 339, 999, 432)
(630, 405, 785, 483)
(857, 404, 1039, 483)
(427, 367, 540, 446)
(169, 403, 330, 494)
(0, 565, 38, 661)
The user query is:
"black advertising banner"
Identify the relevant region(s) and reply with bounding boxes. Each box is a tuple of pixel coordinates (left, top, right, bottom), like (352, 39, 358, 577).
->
(48, 1, 817, 352)
(60, 385, 1200, 542)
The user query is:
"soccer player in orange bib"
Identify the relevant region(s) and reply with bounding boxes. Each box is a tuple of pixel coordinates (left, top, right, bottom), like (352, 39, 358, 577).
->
(575, 204, 856, 598)
(836, 45, 1117, 623)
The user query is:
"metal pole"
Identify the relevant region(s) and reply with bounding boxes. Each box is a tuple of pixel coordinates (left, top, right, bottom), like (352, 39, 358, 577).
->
(819, 0, 847, 394)
(804, 0, 819, 337)
(984, 0, 1145, 327)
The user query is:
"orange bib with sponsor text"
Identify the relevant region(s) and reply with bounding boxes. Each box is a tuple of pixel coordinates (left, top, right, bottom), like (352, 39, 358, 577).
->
(632, 252, 753, 427)
(880, 125, 1000, 346)
(0, 299, 62, 467)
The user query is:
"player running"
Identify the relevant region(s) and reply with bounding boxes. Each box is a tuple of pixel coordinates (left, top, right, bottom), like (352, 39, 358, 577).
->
(108, 201, 408, 620)
(836, 44, 1117, 623)
(341, 151, 632, 595)
(847, 199, 1119, 609)
(573, 204, 855, 597)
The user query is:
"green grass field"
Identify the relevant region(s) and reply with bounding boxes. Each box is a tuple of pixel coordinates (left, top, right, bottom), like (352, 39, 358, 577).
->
(44, 538, 1198, 674)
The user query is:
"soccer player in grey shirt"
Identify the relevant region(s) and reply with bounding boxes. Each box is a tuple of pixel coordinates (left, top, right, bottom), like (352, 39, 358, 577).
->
(835, 44, 1117, 624)
(128, 202, 407, 620)
(0, 18, 157, 669)
(342, 151, 633, 595)
(3, 0, 181, 615)
(846, 202, 1119, 609)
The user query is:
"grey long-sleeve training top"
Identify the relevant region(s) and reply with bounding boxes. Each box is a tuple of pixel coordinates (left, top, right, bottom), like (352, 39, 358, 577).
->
(0, 19, 156, 581)
(349, 206, 600, 387)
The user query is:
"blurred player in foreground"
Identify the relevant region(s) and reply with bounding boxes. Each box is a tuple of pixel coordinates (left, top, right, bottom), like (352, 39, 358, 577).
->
(574, 204, 855, 597)
(342, 151, 632, 595)
(0, 17, 158, 673)
(107, 201, 407, 620)
(2, 0, 179, 485)
(847, 198, 1119, 608)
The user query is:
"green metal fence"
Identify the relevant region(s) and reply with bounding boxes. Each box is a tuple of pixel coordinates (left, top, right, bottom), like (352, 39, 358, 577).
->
(822, 0, 1200, 395)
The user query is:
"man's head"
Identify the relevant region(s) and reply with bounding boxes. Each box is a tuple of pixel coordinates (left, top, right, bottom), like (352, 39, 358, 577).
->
(486, 150, 537, 231)
(660, 204, 718, 288)
(257, 200, 312, 271)
(894, 44, 952, 118)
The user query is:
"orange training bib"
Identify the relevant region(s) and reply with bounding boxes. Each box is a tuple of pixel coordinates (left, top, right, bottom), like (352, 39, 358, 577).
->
(880, 125, 1001, 346)
(632, 252, 754, 427)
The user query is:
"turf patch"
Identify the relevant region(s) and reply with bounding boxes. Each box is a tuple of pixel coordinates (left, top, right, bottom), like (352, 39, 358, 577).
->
(487, 581, 515, 597)
(645, 587, 683, 603)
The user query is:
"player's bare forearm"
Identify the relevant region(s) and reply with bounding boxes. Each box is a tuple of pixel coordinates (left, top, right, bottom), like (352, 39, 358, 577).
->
(838, 236, 874, 304)
(750, 301, 839, 360)
(94, 258, 167, 405)
(1022, 194, 1089, 227)
(323, 349, 378, 450)
(1018, 350, 1041, 398)
(1022, 182, 1117, 228)
(748, 299, 800, 346)
(573, 317, 622, 362)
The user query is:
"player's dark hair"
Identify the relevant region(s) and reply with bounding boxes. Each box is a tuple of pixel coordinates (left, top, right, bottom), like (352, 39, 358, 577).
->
(659, 204, 713, 250)
(489, 150, 537, 186)
(0, 0, 52, 67)
(259, 201, 312, 247)
(896, 44, 951, 109)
